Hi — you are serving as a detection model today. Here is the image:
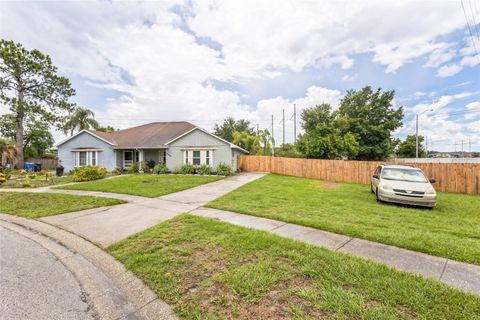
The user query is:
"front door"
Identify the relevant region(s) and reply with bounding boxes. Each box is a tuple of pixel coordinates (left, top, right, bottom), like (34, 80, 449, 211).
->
(124, 151, 133, 168)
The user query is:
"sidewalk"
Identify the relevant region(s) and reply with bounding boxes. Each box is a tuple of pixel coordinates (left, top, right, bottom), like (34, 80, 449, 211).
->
(191, 207, 480, 296)
(39, 172, 266, 247)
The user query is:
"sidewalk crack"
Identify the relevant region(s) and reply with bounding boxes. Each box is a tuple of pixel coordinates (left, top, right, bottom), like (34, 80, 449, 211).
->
(439, 259, 449, 280)
(335, 237, 354, 251)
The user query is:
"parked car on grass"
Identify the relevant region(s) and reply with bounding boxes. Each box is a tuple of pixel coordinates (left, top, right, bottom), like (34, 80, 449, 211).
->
(371, 165, 437, 208)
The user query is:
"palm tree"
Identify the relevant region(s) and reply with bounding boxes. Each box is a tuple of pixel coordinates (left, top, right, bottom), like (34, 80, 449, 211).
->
(0, 138, 18, 168)
(63, 107, 99, 136)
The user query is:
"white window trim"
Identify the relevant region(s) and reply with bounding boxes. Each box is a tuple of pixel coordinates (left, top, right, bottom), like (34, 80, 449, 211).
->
(182, 149, 213, 166)
(73, 151, 98, 167)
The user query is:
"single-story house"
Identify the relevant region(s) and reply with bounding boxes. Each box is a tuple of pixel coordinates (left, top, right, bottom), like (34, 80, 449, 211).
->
(56, 122, 248, 172)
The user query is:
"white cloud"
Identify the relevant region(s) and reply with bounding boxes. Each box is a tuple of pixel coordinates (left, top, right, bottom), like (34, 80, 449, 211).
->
(437, 64, 463, 77)
(465, 101, 480, 119)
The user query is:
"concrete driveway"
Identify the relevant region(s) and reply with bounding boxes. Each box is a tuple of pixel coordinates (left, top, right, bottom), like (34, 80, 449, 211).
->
(39, 173, 266, 247)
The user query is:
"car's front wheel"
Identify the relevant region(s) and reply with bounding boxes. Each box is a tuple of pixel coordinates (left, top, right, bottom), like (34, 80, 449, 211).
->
(375, 188, 380, 202)
(370, 184, 375, 194)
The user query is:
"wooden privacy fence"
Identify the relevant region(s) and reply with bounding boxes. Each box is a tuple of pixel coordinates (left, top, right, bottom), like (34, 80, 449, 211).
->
(25, 158, 58, 170)
(237, 155, 480, 195)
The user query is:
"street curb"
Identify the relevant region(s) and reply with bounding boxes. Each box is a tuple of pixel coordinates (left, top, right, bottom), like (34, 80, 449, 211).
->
(0, 213, 177, 320)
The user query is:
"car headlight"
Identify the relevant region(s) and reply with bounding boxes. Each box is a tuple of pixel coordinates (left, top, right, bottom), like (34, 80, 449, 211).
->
(425, 187, 436, 195)
(381, 183, 392, 190)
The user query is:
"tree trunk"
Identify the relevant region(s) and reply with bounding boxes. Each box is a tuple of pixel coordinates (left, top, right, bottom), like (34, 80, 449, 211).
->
(15, 91, 25, 169)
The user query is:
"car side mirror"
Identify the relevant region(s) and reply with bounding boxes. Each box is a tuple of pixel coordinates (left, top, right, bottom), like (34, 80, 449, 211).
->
(429, 178, 436, 184)
(372, 174, 379, 179)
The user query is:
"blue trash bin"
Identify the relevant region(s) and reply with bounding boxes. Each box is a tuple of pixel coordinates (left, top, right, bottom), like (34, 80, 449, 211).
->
(24, 162, 35, 172)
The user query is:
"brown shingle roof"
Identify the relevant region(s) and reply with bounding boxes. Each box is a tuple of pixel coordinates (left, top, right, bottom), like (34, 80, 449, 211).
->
(88, 122, 196, 148)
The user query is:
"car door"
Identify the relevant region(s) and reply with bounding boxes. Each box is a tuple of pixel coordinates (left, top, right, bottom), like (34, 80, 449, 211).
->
(371, 166, 381, 190)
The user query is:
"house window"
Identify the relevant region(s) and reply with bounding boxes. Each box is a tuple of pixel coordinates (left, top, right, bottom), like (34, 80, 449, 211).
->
(79, 152, 87, 166)
(183, 150, 213, 166)
(74, 151, 98, 167)
(193, 151, 201, 165)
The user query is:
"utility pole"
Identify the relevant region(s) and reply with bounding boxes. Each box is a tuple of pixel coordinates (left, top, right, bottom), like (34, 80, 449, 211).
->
(425, 136, 428, 156)
(256, 123, 259, 135)
(282, 108, 285, 147)
(416, 109, 433, 159)
(271, 115, 275, 157)
(461, 140, 465, 158)
(293, 104, 297, 144)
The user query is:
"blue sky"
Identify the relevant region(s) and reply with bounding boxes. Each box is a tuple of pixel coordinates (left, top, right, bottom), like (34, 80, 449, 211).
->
(0, 0, 479, 151)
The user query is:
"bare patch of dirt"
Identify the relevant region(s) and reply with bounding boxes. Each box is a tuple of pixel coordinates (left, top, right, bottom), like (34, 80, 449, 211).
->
(312, 181, 342, 189)
(396, 304, 416, 320)
(185, 273, 330, 319)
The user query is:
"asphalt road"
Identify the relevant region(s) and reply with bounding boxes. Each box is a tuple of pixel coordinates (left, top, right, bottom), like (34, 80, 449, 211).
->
(0, 225, 95, 320)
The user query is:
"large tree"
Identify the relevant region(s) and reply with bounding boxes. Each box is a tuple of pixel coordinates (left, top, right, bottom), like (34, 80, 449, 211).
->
(0, 113, 54, 158)
(297, 104, 359, 159)
(0, 39, 75, 168)
(63, 107, 99, 136)
(232, 131, 261, 154)
(396, 135, 427, 158)
(214, 117, 254, 142)
(337, 86, 404, 160)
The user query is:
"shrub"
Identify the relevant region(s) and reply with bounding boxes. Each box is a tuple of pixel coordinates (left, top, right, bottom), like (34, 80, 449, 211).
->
(197, 164, 212, 175)
(139, 162, 149, 173)
(180, 163, 195, 174)
(147, 160, 156, 169)
(0, 173, 6, 184)
(21, 178, 32, 188)
(172, 167, 182, 174)
(72, 166, 107, 182)
(19, 170, 27, 176)
(126, 163, 139, 174)
(42, 171, 53, 180)
(28, 173, 37, 179)
(216, 163, 233, 176)
(112, 167, 123, 175)
(154, 163, 169, 174)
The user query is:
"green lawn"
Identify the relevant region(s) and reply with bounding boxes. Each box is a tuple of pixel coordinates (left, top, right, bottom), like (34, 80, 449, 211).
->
(0, 174, 75, 188)
(207, 174, 480, 265)
(109, 214, 480, 320)
(56, 174, 224, 197)
(0, 192, 126, 218)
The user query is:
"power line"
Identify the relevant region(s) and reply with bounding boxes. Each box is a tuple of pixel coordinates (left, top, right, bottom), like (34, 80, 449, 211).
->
(468, 0, 480, 46)
(461, 0, 480, 64)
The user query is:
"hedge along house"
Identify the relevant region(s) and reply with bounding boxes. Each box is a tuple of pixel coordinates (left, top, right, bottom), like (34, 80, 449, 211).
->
(56, 122, 248, 173)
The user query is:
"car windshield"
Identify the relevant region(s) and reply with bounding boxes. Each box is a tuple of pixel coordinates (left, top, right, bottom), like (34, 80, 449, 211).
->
(381, 168, 428, 183)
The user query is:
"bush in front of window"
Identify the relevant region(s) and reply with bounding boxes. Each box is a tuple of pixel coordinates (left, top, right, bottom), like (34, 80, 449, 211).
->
(154, 163, 169, 174)
(126, 163, 139, 174)
(216, 163, 233, 176)
(197, 164, 212, 175)
(112, 167, 123, 175)
(180, 163, 195, 174)
(147, 160, 156, 170)
(72, 166, 108, 182)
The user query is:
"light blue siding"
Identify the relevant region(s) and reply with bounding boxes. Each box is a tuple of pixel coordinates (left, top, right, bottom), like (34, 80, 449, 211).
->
(167, 129, 238, 170)
(57, 132, 116, 172)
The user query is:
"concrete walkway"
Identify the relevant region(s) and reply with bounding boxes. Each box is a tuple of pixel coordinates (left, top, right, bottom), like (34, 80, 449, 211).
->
(190, 207, 480, 296)
(39, 172, 266, 247)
